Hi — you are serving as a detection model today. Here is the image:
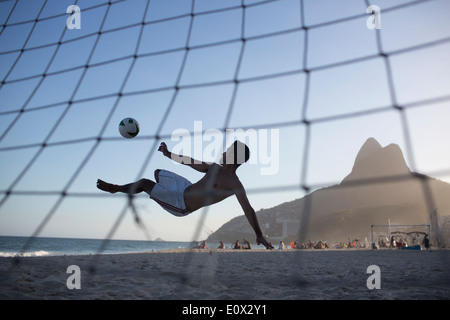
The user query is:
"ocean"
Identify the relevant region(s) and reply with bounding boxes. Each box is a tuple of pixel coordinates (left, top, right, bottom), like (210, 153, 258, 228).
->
(0, 236, 207, 257)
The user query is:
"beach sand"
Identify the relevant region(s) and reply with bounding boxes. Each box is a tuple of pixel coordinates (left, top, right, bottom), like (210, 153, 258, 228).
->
(0, 249, 449, 300)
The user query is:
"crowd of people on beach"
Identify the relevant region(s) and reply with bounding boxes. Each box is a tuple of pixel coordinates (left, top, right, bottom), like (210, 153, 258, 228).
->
(194, 240, 253, 250)
(195, 235, 432, 251)
(282, 240, 369, 249)
(375, 234, 430, 250)
(194, 231, 436, 251)
(194, 239, 373, 250)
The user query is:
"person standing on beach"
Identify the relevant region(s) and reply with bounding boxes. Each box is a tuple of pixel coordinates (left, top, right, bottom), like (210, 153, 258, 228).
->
(423, 235, 430, 250)
(97, 141, 274, 249)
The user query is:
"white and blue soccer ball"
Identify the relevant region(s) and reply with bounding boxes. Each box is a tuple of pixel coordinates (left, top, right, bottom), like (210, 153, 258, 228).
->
(118, 117, 140, 139)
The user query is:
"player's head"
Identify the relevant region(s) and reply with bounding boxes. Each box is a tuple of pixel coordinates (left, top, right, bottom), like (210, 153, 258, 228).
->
(222, 140, 250, 168)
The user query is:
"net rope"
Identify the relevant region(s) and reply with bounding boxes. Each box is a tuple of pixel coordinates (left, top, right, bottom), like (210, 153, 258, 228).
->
(1, 0, 449, 292)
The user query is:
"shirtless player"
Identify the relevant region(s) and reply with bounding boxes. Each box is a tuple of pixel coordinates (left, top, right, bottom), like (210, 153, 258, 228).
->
(97, 140, 273, 249)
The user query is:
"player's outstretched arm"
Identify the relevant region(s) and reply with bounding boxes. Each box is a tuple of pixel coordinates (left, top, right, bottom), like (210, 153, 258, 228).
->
(235, 183, 274, 249)
(158, 142, 211, 173)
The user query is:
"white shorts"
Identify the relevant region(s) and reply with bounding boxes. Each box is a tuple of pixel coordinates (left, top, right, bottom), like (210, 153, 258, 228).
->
(150, 170, 192, 217)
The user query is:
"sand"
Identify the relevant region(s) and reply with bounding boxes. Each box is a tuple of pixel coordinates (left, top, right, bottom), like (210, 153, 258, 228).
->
(0, 249, 449, 300)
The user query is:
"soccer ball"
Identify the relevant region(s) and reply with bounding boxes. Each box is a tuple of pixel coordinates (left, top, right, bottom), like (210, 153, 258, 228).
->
(118, 117, 140, 139)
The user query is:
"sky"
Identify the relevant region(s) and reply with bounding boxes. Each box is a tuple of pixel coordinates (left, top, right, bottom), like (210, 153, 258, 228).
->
(0, 0, 449, 242)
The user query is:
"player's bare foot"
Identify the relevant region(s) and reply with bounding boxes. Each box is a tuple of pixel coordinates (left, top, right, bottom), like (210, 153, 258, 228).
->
(256, 235, 274, 249)
(97, 179, 118, 193)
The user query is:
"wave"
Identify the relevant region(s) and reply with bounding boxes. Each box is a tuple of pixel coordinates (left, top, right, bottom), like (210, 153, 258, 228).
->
(0, 250, 52, 257)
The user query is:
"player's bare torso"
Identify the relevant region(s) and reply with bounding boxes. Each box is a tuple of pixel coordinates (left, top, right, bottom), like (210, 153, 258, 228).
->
(184, 163, 243, 212)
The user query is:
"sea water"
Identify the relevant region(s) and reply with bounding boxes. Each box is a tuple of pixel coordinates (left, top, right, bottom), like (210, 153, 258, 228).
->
(0, 236, 205, 257)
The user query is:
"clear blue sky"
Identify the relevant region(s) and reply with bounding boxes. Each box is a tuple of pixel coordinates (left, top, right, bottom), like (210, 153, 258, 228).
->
(0, 0, 449, 242)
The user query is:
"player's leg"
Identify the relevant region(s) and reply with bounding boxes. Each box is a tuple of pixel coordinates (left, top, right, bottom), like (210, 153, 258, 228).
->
(97, 178, 155, 195)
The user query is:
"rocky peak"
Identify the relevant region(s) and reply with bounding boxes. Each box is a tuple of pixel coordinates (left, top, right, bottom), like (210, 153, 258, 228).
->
(342, 138, 410, 183)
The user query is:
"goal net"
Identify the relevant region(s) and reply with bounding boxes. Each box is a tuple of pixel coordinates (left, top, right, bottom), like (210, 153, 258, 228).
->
(1, 0, 450, 298)
(370, 224, 431, 249)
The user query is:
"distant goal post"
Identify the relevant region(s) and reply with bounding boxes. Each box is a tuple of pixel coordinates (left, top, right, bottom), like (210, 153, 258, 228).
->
(370, 224, 431, 250)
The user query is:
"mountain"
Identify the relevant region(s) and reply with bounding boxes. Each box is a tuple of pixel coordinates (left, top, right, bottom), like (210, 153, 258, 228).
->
(208, 138, 450, 245)
(343, 137, 410, 183)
